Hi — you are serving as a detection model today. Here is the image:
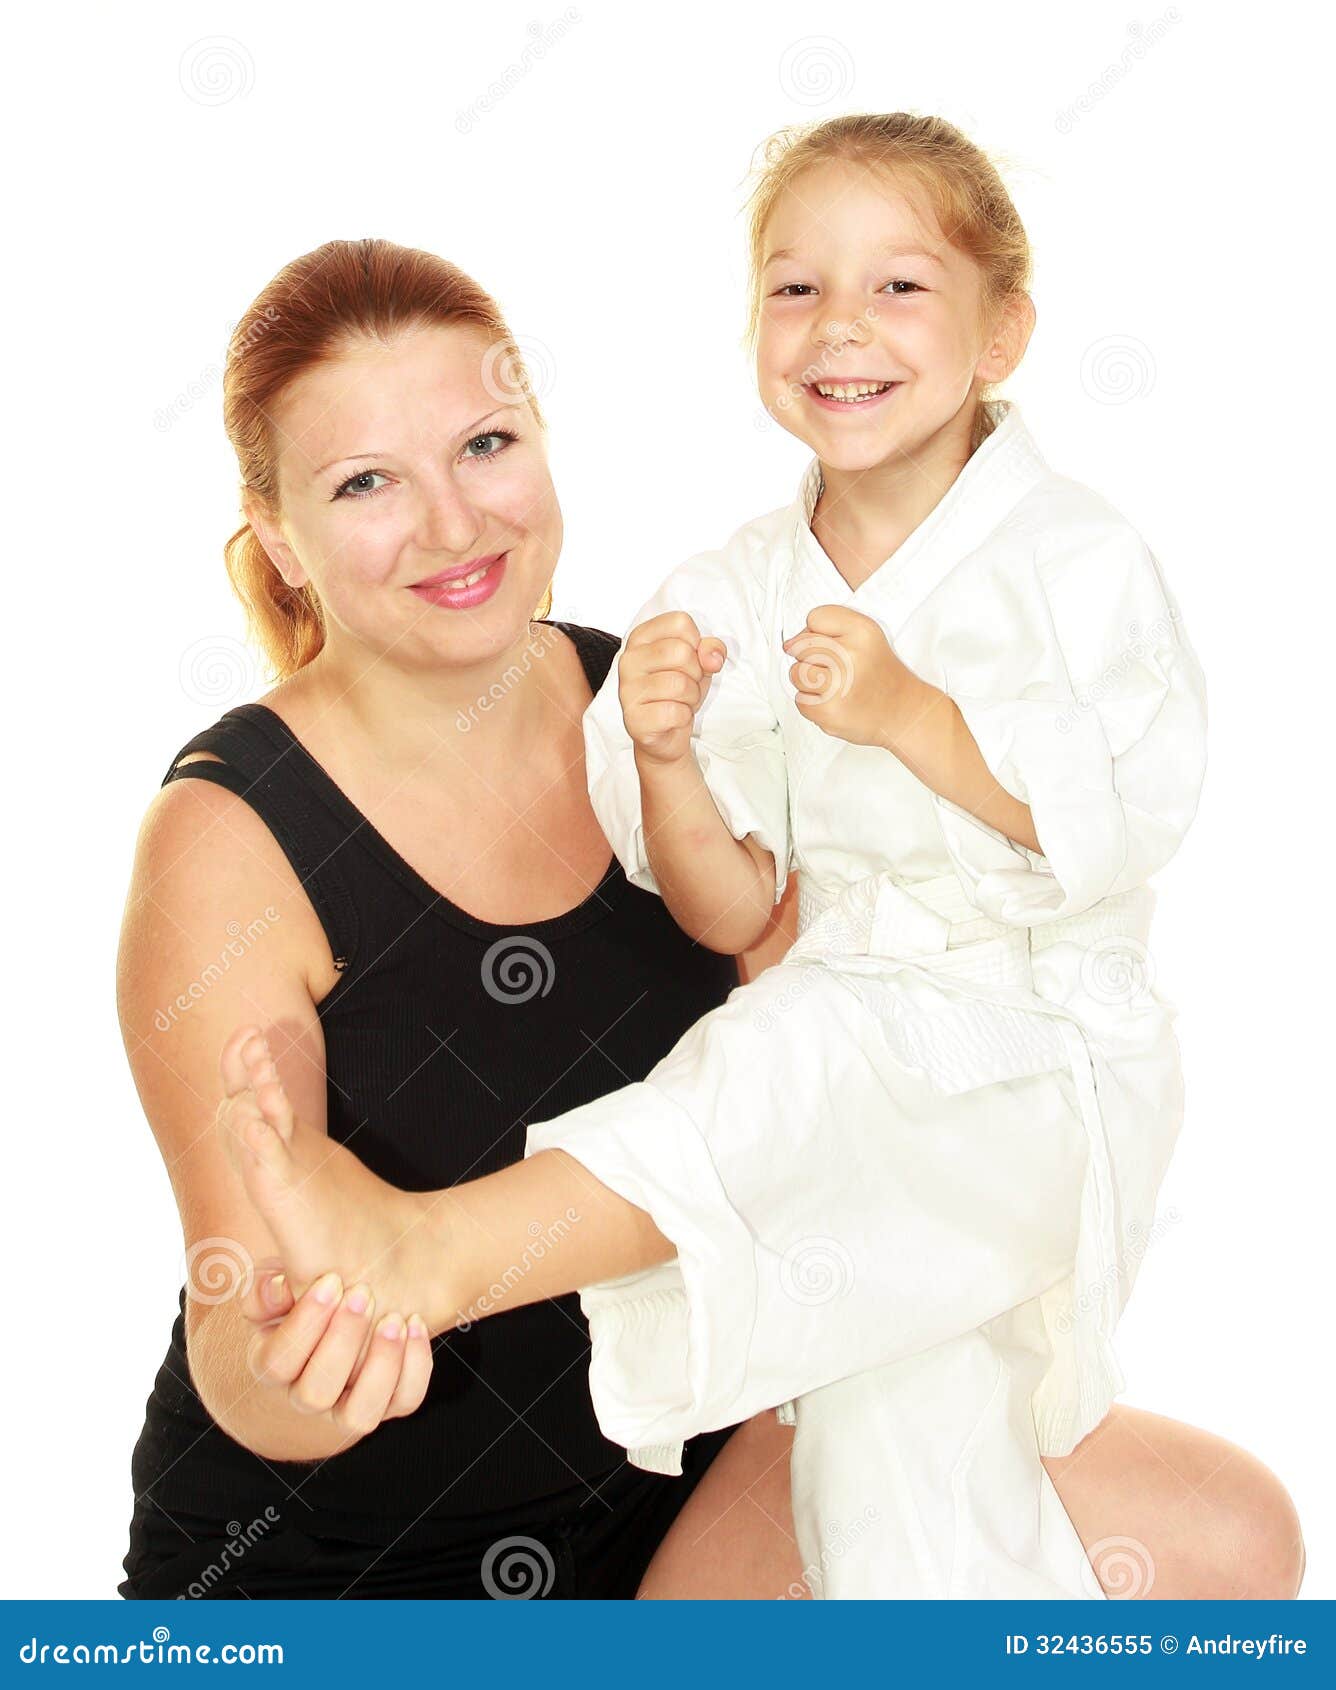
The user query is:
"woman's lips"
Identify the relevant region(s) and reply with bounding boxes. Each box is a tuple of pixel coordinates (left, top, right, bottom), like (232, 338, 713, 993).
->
(409, 552, 508, 609)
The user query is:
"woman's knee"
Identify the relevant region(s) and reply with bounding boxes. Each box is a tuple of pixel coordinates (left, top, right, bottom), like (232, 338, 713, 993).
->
(1209, 1444, 1305, 1599)
(1048, 1405, 1305, 1600)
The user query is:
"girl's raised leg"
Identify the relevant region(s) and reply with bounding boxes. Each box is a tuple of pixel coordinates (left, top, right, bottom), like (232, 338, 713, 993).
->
(216, 1024, 675, 1336)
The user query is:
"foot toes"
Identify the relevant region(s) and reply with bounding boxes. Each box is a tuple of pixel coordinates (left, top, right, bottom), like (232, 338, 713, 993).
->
(240, 1032, 274, 1086)
(241, 1106, 288, 1172)
(215, 1092, 257, 1155)
(255, 1077, 296, 1142)
(220, 1024, 264, 1098)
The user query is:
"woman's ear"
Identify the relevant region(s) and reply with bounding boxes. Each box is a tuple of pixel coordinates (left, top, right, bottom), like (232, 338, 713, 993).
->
(243, 495, 308, 592)
(978, 292, 1036, 386)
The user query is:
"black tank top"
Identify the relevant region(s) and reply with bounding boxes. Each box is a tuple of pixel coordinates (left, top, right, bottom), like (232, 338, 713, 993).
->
(129, 621, 739, 1539)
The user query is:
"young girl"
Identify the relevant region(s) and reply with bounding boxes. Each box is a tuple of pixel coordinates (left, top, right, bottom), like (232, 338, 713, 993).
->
(218, 113, 1209, 1598)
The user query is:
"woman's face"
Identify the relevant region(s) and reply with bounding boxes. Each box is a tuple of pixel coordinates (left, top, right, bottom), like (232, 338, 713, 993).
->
(755, 161, 1019, 472)
(250, 322, 562, 669)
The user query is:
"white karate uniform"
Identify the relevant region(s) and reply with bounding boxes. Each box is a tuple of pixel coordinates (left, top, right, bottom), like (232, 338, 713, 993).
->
(524, 401, 1207, 1597)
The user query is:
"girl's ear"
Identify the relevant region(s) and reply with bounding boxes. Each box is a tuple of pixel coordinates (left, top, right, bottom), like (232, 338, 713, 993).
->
(978, 293, 1036, 385)
(244, 495, 309, 592)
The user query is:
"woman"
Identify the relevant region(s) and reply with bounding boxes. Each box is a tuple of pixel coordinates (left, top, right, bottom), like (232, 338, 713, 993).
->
(119, 236, 1303, 1599)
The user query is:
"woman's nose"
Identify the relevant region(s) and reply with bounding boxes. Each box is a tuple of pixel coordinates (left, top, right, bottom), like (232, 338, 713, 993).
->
(416, 481, 485, 555)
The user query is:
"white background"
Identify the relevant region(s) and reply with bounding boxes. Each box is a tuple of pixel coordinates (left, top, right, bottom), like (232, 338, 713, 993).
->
(5, 0, 1331, 1599)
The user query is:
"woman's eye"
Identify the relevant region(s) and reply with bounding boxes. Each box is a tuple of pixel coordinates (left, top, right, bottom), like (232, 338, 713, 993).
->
(883, 279, 924, 295)
(462, 430, 513, 459)
(333, 469, 389, 500)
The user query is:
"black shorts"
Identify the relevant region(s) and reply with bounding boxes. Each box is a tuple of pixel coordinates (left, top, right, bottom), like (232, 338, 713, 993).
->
(120, 1427, 737, 1600)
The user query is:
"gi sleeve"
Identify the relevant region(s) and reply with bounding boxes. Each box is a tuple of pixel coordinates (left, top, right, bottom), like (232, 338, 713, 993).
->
(935, 517, 1208, 925)
(583, 530, 792, 906)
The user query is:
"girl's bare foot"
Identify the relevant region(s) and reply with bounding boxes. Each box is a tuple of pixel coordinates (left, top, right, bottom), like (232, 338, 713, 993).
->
(216, 1025, 456, 1335)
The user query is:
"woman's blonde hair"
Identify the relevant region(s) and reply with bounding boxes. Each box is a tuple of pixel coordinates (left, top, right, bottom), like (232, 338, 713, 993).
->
(743, 113, 1033, 453)
(223, 238, 552, 680)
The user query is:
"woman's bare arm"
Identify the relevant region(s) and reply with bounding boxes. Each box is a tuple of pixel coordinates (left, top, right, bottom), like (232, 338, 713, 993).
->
(118, 764, 414, 1461)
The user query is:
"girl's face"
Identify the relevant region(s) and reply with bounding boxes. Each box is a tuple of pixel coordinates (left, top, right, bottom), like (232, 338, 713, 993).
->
(756, 161, 1020, 472)
(249, 322, 561, 670)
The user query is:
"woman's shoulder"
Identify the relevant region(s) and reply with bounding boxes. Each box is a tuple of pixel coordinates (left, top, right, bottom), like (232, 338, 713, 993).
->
(140, 700, 320, 900)
(142, 713, 298, 882)
(133, 727, 340, 1004)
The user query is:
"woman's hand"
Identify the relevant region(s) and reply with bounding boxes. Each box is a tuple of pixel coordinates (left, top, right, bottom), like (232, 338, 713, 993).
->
(619, 610, 727, 768)
(240, 1262, 433, 1440)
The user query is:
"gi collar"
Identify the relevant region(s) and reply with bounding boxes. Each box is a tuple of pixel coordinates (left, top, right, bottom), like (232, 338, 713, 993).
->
(786, 399, 1052, 638)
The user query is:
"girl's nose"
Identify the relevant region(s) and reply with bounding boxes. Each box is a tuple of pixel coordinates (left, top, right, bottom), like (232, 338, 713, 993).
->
(813, 311, 870, 355)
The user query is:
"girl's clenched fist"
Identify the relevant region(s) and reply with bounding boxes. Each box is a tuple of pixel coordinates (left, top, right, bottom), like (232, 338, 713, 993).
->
(618, 611, 727, 767)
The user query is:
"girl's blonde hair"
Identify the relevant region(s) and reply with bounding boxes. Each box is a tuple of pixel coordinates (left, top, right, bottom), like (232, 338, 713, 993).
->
(223, 238, 553, 680)
(743, 113, 1032, 452)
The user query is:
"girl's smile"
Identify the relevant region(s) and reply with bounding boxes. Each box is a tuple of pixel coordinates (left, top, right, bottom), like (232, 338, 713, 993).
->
(804, 377, 905, 413)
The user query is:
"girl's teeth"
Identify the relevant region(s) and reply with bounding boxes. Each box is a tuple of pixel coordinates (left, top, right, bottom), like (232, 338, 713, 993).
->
(451, 563, 492, 588)
(814, 381, 894, 401)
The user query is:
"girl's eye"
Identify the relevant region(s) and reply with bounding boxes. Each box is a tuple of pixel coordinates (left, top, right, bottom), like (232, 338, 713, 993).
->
(773, 283, 817, 297)
(883, 279, 924, 296)
(332, 469, 390, 501)
(462, 429, 518, 460)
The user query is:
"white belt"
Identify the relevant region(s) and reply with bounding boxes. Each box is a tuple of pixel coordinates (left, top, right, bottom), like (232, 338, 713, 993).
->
(794, 870, 1155, 980)
(783, 870, 1156, 1385)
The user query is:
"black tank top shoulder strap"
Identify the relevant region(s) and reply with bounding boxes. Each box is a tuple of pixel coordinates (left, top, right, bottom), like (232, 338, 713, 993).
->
(160, 708, 359, 976)
(542, 618, 622, 695)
